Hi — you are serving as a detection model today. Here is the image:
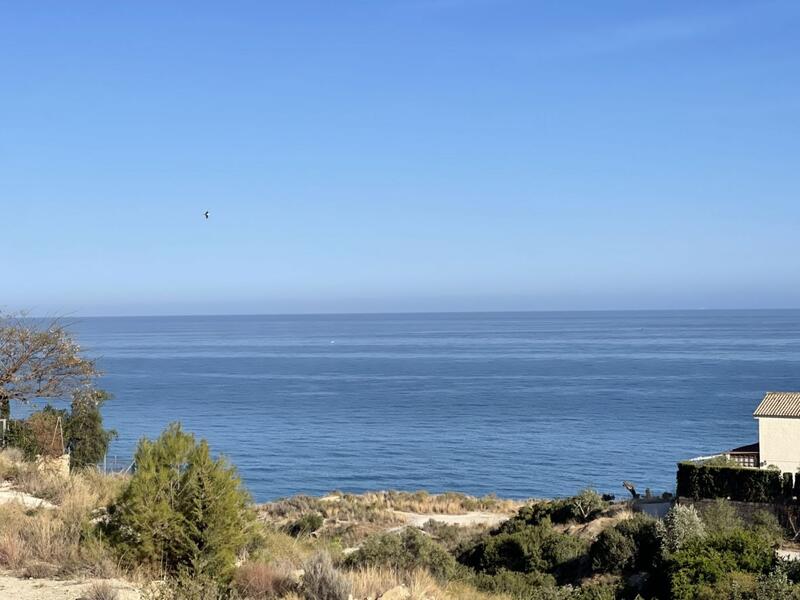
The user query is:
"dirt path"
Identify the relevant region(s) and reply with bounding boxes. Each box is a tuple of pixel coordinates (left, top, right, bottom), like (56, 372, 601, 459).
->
(0, 574, 140, 600)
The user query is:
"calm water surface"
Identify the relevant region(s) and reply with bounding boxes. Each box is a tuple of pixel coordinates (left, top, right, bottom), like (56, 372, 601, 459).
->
(57, 311, 800, 502)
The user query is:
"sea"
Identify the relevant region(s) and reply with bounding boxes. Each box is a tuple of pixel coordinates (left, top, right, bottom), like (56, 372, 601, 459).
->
(47, 310, 800, 503)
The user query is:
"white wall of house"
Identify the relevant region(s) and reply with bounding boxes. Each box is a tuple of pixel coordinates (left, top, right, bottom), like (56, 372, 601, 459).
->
(758, 416, 800, 472)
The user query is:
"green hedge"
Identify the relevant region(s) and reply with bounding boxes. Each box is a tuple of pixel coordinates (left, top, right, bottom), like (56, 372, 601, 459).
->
(676, 462, 788, 503)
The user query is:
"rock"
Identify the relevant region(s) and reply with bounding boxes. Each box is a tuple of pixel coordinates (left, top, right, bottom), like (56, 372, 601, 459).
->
(379, 585, 411, 600)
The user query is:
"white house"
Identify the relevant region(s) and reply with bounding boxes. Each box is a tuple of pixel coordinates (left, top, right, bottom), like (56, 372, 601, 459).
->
(725, 392, 800, 471)
(752, 391, 800, 472)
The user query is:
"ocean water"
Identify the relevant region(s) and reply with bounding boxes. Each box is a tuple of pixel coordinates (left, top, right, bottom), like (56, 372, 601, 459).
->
(53, 311, 800, 502)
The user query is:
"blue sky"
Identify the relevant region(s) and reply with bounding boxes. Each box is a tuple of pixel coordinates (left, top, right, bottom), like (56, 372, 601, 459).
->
(2, 1, 799, 315)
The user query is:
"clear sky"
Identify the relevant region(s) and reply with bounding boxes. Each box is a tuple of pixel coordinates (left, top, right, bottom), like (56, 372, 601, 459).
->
(2, 1, 799, 315)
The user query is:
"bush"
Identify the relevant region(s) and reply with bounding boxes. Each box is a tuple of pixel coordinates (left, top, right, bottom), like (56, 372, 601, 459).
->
(590, 527, 634, 573)
(106, 423, 254, 582)
(657, 504, 706, 556)
(345, 527, 458, 580)
(285, 512, 323, 537)
(591, 514, 660, 575)
(677, 462, 785, 502)
(499, 491, 607, 534)
(667, 529, 776, 599)
(303, 552, 351, 600)
(85, 581, 119, 600)
(458, 520, 588, 582)
(616, 514, 661, 572)
(140, 570, 226, 600)
(4, 391, 115, 469)
(234, 560, 297, 598)
(65, 389, 117, 470)
(469, 569, 558, 597)
(699, 499, 743, 535)
(751, 510, 785, 546)
(571, 489, 605, 523)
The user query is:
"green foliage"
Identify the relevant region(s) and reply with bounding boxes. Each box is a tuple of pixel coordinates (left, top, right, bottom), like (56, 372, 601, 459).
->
(591, 514, 660, 575)
(572, 583, 619, 600)
(345, 527, 459, 580)
(590, 527, 634, 573)
(667, 530, 776, 600)
(702, 455, 740, 467)
(750, 509, 785, 546)
(469, 570, 557, 598)
(458, 520, 588, 583)
(65, 389, 117, 469)
(657, 504, 706, 556)
(677, 462, 787, 502)
(285, 512, 324, 537)
(140, 569, 228, 600)
(700, 499, 744, 535)
(107, 423, 255, 582)
(499, 491, 608, 534)
(571, 489, 605, 523)
(4, 390, 115, 469)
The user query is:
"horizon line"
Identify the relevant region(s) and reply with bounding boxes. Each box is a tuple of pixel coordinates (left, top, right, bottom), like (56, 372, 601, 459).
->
(20, 306, 800, 319)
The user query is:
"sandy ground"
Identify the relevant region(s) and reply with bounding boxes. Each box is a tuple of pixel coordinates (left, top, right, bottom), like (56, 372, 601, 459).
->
(0, 483, 56, 509)
(0, 574, 140, 600)
(391, 509, 511, 528)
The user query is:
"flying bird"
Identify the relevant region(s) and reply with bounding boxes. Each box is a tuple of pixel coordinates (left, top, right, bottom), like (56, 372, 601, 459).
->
(204, 211, 209, 219)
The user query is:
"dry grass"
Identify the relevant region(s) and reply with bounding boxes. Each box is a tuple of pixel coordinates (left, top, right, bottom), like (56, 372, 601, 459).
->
(234, 560, 299, 598)
(0, 453, 127, 578)
(259, 491, 524, 548)
(0, 448, 23, 480)
(85, 581, 121, 600)
(262, 491, 521, 523)
(256, 527, 318, 567)
(347, 567, 512, 600)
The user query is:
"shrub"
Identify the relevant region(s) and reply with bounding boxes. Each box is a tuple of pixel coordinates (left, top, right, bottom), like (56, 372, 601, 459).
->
(346, 527, 458, 580)
(499, 492, 607, 534)
(667, 529, 776, 599)
(657, 505, 706, 556)
(65, 389, 117, 470)
(571, 489, 605, 523)
(285, 513, 324, 537)
(234, 560, 297, 598)
(458, 520, 588, 582)
(23, 404, 67, 458)
(616, 514, 661, 572)
(140, 570, 226, 600)
(85, 581, 120, 600)
(4, 392, 115, 470)
(422, 519, 487, 553)
(573, 583, 619, 600)
(303, 552, 351, 600)
(469, 569, 558, 597)
(750, 510, 784, 546)
(699, 499, 743, 535)
(106, 423, 255, 582)
(590, 527, 634, 573)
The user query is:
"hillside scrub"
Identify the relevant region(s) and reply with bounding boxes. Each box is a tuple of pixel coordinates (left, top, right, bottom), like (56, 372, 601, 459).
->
(0, 464, 126, 578)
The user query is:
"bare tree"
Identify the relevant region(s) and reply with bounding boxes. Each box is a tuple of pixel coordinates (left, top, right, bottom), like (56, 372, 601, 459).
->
(0, 314, 98, 420)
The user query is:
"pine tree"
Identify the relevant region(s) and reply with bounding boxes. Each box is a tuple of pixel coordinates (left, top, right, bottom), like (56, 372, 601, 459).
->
(108, 423, 254, 581)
